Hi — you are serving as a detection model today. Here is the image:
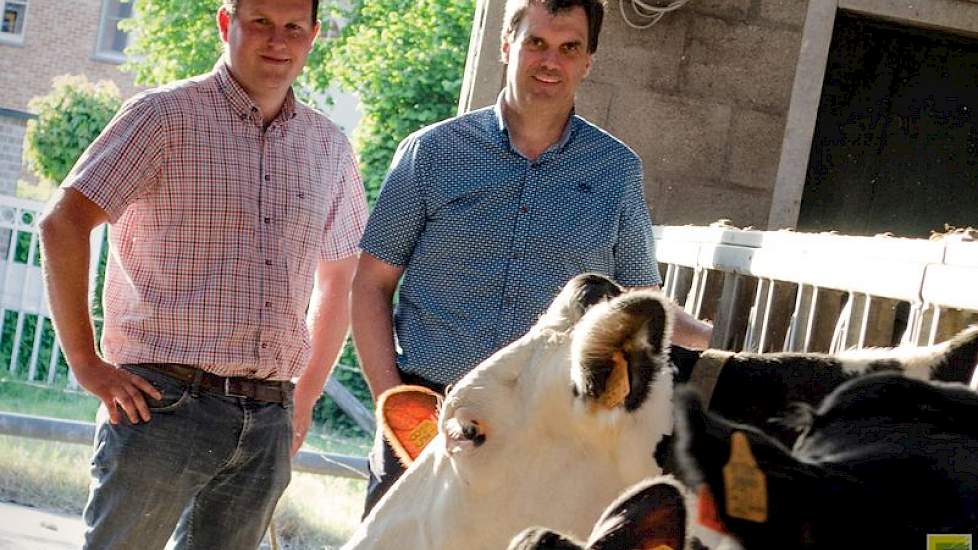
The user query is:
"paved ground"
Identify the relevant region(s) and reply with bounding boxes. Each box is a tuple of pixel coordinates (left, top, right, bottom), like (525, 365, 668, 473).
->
(0, 502, 85, 549)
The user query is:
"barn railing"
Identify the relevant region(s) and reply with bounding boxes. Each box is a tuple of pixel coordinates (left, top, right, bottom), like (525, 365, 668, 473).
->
(654, 222, 978, 354)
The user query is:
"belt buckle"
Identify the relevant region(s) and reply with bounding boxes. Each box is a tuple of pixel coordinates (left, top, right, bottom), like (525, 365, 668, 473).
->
(224, 378, 249, 399)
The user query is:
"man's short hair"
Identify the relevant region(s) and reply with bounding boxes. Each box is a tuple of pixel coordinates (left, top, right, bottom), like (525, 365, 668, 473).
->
(222, 0, 320, 24)
(502, 0, 606, 54)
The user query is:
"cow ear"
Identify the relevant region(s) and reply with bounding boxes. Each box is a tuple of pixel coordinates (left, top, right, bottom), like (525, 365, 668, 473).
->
(586, 478, 686, 550)
(572, 291, 673, 411)
(540, 273, 624, 330)
(508, 527, 585, 550)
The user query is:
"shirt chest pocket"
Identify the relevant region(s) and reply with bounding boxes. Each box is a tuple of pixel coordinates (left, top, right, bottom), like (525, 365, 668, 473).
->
(281, 156, 330, 259)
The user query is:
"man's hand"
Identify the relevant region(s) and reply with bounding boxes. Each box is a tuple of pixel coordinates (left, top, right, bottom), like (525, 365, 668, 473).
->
(290, 390, 317, 456)
(73, 359, 162, 425)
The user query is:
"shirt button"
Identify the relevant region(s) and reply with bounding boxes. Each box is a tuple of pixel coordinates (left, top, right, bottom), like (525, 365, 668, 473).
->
(265, 259, 272, 266)
(519, 205, 529, 214)
(264, 217, 271, 224)
(239, 114, 247, 120)
(512, 252, 521, 259)
(265, 301, 272, 308)
(264, 174, 271, 182)
(297, 192, 305, 199)
(261, 343, 268, 349)
(503, 296, 514, 305)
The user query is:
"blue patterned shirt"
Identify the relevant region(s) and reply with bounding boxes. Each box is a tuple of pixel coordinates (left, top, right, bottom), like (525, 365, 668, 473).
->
(360, 98, 662, 385)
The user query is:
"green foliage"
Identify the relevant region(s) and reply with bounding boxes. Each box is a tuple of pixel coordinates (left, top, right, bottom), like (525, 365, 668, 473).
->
(23, 76, 122, 185)
(120, 1, 224, 86)
(317, 0, 476, 202)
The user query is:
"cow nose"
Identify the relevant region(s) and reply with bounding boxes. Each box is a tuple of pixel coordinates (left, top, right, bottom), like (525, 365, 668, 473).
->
(462, 422, 486, 447)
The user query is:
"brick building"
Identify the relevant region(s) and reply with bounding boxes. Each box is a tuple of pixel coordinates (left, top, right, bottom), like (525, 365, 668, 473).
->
(0, 0, 141, 196)
(460, 0, 978, 237)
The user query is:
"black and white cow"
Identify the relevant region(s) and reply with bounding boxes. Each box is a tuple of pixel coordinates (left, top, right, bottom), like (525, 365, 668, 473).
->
(345, 274, 978, 550)
(673, 373, 978, 549)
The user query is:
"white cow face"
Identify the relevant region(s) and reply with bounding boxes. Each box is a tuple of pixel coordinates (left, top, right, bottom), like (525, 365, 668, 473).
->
(344, 274, 678, 550)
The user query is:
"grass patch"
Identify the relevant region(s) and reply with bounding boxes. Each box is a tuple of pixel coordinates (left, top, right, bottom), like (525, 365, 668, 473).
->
(0, 435, 91, 514)
(0, 379, 100, 421)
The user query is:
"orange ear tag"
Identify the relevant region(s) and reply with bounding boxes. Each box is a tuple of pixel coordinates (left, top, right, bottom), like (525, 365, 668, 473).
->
(648, 546, 675, 550)
(377, 385, 442, 467)
(722, 431, 768, 523)
(598, 352, 630, 408)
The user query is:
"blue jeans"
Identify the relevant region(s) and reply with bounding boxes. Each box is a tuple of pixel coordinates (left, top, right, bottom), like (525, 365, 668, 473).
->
(83, 364, 293, 550)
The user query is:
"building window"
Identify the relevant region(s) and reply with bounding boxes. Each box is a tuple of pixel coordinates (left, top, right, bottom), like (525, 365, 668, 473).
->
(1, 0, 27, 43)
(95, 0, 134, 63)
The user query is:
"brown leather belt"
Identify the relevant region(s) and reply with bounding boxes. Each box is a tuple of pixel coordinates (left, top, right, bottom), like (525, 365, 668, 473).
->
(128, 363, 293, 404)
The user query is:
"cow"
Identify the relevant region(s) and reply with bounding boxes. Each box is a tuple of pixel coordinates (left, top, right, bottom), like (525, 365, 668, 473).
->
(343, 273, 978, 550)
(673, 373, 978, 549)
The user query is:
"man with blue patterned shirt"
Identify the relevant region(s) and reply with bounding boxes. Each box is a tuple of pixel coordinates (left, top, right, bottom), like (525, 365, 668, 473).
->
(352, 0, 712, 513)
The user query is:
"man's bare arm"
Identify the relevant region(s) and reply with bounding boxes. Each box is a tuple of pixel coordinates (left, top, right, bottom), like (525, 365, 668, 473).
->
(291, 254, 359, 455)
(351, 253, 405, 401)
(39, 188, 160, 424)
(640, 284, 713, 349)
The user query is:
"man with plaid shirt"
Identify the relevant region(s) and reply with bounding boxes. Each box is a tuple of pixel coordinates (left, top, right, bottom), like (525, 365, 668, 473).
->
(38, 0, 366, 548)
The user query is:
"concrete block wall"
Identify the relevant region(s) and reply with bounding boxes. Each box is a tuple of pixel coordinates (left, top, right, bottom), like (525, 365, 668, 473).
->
(575, 0, 809, 228)
(0, 0, 140, 112)
(0, 116, 27, 196)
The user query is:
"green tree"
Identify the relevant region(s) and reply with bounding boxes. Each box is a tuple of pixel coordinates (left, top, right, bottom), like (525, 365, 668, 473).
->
(23, 76, 122, 185)
(315, 0, 476, 202)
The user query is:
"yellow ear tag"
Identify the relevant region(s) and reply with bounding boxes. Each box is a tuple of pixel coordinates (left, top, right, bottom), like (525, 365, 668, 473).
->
(598, 352, 630, 408)
(722, 431, 768, 523)
(407, 418, 438, 451)
(649, 545, 675, 550)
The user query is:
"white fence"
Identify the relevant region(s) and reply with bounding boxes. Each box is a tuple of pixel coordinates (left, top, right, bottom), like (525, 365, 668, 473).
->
(654, 223, 978, 354)
(3, 194, 977, 384)
(0, 195, 105, 385)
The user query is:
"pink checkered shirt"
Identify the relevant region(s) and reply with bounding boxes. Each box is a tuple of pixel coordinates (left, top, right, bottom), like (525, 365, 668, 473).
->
(66, 61, 367, 381)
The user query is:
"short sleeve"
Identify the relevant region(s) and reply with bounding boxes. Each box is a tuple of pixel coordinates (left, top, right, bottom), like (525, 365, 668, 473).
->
(63, 93, 165, 223)
(322, 138, 368, 261)
(358, 133, 427, 267)
(614, 157, 662, 287)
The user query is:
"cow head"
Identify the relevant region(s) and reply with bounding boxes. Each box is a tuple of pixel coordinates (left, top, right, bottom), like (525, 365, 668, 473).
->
(344, 274, 678, 550)
(673, 375, 978, 549)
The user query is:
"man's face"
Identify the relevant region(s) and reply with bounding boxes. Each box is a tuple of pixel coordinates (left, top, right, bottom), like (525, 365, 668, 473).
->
(502, 3, 593, 109)
(218, 0, 320, 101)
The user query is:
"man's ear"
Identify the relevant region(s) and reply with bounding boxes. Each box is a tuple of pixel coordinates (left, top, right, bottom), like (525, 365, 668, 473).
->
(217, 7, 231, 44)
(306, 20, 322, 52)
(501, 36, 512, 64)
(583, 53, 593, 79)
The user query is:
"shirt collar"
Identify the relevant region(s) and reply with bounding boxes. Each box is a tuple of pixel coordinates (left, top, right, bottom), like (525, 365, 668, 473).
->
(491, 91, 579, 157)
(213, 58, 298, 125)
